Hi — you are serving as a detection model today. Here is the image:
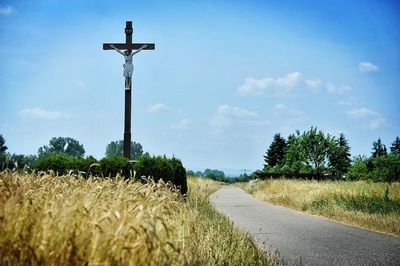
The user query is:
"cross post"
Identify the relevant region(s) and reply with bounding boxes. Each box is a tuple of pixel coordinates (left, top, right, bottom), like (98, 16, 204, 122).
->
(103, 21, 155, 159)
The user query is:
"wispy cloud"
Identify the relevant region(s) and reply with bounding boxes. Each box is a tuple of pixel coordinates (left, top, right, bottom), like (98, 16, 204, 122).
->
(238, 72, 351, 96)
(347, 107, 385, 129)
(211, 104, 261, 129)
(325, 82, 352, 94)
(172, 118, 193, 130)
(0, 5, 16, 15)
(305, 78, 322, 93)
(274, 103, 303, 116)
(19, 107, 70, 120)
(359, 62, 379, 73)
(146, 102, 171, 113)
(237, 72, 302, 95)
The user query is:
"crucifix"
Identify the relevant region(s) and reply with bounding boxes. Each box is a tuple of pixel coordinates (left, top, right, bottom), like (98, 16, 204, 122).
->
(103, 21, 155, 159)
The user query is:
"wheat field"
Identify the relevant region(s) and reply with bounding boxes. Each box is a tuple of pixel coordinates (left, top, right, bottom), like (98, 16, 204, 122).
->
(0, 171, 274, 265)
(239, 179, 400, 237)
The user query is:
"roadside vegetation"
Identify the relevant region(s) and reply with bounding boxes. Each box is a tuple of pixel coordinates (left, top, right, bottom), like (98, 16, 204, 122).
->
(239, 179, 400, 236)
(0, 171, 274, 265)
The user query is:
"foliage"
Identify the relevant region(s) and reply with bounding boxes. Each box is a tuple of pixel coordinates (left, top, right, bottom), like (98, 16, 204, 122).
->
(203, 168, 225, 181)
(346, 156, 369, 181)
(105, 140, 144, 159)
(0, 134, 7, 154)
(34, 154, 97, 175)
(98, 156, 131, 177)
(240, 179, 400, 236)
(370, 154, 400, 182)
(38, 136, 85, 158)
(390, 136, 400, 155)
(282, 132, 303, 173)
(371, 138, 387, 158)
(133, 155, 188, 194)
(268, 127, 348, 176)
(264, 133, 286, 168)
(300, 127, 332, 174)
(328, 133, 351, 176)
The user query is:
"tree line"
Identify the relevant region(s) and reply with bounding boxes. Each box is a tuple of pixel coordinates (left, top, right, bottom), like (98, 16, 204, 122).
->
(263, 127, 400, 181)
(0, 134, 188, 194)
(0, 135, 146, 170)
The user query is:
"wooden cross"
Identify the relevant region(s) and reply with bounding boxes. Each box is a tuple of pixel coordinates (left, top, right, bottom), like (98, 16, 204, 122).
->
(103, 21, 155, 159)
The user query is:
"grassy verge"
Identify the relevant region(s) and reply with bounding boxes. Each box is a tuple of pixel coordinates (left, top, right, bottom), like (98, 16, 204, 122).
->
(0, 171, 274, 265)
(239, 179, 400, 237)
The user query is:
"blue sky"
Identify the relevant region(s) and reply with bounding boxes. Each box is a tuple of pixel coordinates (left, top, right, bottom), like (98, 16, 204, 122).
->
(1, 0, 399, 173)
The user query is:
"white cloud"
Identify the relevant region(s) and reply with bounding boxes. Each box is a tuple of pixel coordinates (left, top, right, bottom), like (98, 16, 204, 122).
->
(146, 102, 170, 113)
(211, 104, 261, 129)
(337, 96, 360, 107)
(171, 118, 193, 130)
(0, 5, 16, 15)
(274, 103, 303, 116)
(217, 105, 258, 118)
(305, 78, 322, 93)
(359, 62, 379, 73)
(237, 72, 302, 95)
(325, 82, 352, 94)
(346, 107, 385, 129)
(19, 107, 70, 120)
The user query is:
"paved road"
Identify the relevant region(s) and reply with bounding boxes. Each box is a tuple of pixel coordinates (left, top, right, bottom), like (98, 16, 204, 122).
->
(211, 187, 400, 266)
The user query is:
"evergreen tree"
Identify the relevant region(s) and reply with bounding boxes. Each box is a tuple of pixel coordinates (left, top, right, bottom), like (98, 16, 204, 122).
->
(390, 136, 400, 155)
(264, 133, 287, 168)
(0, 134, 7, 154)
(371, 138, 387, 158)
(328, 133, 351, 176)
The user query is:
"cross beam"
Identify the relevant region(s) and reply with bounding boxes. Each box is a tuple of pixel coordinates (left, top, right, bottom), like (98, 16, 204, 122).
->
(103, 21, 155, 159)
(103, 21, 155, 53)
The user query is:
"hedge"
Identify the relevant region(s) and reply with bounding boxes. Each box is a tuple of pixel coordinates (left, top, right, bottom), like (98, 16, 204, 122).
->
(32, 154, 187, 194)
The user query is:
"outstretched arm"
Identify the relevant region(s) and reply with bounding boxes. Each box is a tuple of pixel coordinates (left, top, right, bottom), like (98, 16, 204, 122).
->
(110, 44, 125, 56)
(131, 44, 148, 55)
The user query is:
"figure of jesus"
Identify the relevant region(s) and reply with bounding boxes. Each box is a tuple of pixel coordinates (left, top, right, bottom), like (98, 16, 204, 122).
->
(110, 44, 147, 89)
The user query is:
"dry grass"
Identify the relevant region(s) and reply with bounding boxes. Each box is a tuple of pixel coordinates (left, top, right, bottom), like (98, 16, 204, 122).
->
(239, 179, 400, 237)
(0, 171, 274, 265)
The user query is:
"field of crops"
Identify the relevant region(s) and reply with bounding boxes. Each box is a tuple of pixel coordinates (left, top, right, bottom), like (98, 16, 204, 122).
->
(239, 179, 400, 236)
(0, 171, 274, 265)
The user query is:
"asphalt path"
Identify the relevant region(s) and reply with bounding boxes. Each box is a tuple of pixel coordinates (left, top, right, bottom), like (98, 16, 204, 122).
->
(210, 187, 400, 266)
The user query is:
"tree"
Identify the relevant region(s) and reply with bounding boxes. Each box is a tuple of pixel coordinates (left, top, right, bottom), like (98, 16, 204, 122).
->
(38, 137, 85, 158)
(300, 127, 331, 174)
(390, 136, 400, 155)
(0, 134, 7, 154)
(328, 133, 351, 176)
(264, 133, 286, 168)
(282, 132, 304, 173)
(105, 140, 143, 160)
(371, 138, 387, 158)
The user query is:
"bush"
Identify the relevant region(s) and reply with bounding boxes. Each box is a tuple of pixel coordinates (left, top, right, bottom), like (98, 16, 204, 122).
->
(32, 154, 187, 194)
(98, 156, 131, 178)
(370, 154, 400, 182)
(346, 156, 369, 181)
(134, 155, 187, 194)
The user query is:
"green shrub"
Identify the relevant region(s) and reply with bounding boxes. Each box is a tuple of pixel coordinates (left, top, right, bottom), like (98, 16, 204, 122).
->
(346, 157, 369, 181)
(98, 156, 131, 178)
(33, 155, 98, 176)
(170, 157, 188, 195)
(134, 155, 187, 194)
(370, 154, 400, 182)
